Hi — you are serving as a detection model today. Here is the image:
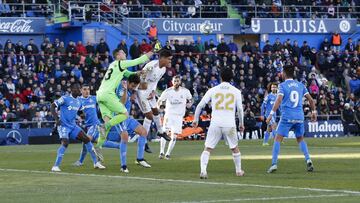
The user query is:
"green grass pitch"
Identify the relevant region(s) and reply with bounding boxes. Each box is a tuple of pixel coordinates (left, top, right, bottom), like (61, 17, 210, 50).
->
(0, 137, 360, 203)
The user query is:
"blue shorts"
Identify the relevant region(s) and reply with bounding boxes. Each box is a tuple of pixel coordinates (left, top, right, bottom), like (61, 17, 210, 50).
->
(57, 125, 83, 140)
(115, 118, 140, 134)
(276, 119, 304, 137)
(87, 125, 100, 141)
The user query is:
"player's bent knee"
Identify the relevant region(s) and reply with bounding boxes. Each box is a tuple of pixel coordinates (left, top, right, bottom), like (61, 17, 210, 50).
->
(152, 108, 159, 115)
(136, 126, 147, 136)
(144, 112, 153, 120)
(205, 147, 213, 153)
(121, 132, 129, 143)
(61, 139, 69, 148)
(78, 131, 90, 143)
(296, 136, 304, 143)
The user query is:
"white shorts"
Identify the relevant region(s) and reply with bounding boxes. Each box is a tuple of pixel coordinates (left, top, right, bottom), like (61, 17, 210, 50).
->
(135, 90, 157, 113)
(205, 124, 238, 149)
(163, 114, 183, 134)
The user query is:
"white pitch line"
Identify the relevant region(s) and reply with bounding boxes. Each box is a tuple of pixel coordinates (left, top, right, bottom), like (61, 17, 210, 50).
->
(1, 168, 360, 195)
(172, 194, 352, 203)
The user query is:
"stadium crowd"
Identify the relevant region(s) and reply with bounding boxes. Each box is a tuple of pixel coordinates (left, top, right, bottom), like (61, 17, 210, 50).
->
(0, 35, 359, 133)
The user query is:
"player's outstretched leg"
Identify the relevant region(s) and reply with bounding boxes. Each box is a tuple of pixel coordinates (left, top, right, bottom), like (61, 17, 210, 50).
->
(159, 137, 166, 159)
(134, 125, 151, 168)
(297, 136, 313, 172)
(267, 135, 282, 173)
(230, 144, 245, 177)
(52, 139, 69, 172)
(165, 132, 177, 160)
(200, 149, 211, 179)
(73, 143, 87, 167)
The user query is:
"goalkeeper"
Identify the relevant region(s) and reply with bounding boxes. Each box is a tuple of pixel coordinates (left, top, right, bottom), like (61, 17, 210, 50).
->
(96, 49, 153, 147)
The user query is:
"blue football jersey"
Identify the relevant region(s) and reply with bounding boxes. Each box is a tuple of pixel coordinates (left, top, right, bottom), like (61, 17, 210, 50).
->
(54, 95, 81, 128)
(116, 83, 132, 113)
(262, 93, 277, 118)
(79, 95, 100, 127)
(278, 79, 308, 121)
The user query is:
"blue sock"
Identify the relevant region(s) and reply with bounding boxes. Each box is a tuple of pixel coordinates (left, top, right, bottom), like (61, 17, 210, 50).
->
(271, 141, 281, 165)
(85, 142, 98, 164)
(137, 136, 146, 160)
(271, 130, 276, 139)
(120, 142, 127, 167)
(103, 140, 120, 149)
(263, 131, 270, 143)
(79, 143, 87, 163)
(299, 140, 310, 161)
(54, 145, 67, 167)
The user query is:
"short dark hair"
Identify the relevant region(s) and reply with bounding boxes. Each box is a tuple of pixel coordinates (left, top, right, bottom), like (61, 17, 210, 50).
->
(82, 83, 90, 88)
(172, 75, 181, 80)
(283, 65, 295, 78)
(112, 48, 120, 58)
(128, 74, 140, 84)
(220, 68, 233, 82)
(158, 49, 172, 58)
(71, 83, 81, 89)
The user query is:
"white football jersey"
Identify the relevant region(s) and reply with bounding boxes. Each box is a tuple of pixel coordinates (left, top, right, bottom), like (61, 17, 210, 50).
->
(159, 87, 192, 116)
(141, 60, 166, 95)
(195, 82, 244, 127)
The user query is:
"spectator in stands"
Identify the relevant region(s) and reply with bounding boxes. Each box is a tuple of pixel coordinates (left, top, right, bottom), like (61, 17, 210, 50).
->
(349, 67, 360, 98)
(345, 38, 355, 52)
(355, 106, 360, 136)
(243, 110, 260, 139)
(117, 39, 128, 56)
(119, 2, 129, 18)
(140, 39, 152, 54)
(55, 41, 66, 55)
(26, 39, 39, 55)
(341, 103, 355, 136)
(85, 41, 95, 54)
(217, 38, 230, 54)
(76, 41, 87, 56)
(96, 38, 110, 55)
(331, 31, 342, 51)
(147, 21, 158, 42)
(262, 40, 272, 53)
(320, 38, 331, 52)
(129, 38, 141, 59)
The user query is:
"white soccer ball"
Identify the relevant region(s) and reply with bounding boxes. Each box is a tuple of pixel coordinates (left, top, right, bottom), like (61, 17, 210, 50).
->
(199, 21, 213, 35)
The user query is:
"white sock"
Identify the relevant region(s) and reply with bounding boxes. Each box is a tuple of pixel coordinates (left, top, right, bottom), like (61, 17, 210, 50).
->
(143, 118, 152, 135)
(200, 151, 210, 174)
(165, 133, 177, 156)
(153, 115, 164, 134)
(160, 137, 166, 154)
(232, 152, 242, 173)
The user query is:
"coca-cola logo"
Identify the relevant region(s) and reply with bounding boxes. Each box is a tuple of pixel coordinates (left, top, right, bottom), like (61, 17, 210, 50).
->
(0, 19, 34, 33)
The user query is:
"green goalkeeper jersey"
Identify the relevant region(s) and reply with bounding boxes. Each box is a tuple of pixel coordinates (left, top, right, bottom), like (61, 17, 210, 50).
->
(97, 55, 149, 94)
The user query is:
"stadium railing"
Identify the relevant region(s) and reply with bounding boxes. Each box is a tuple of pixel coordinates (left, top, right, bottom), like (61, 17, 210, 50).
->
(64, 2, 360, 22)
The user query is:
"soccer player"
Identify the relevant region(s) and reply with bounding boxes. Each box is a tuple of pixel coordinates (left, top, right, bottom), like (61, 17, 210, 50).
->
(193, 68, 245, 179)
(157, 75, 192, 160)
(73, 84, 121, 166)
(266, 65, 316, 173)
(115, 74, 151, 173)
(260, 83, 278, 146)
(136, 49, 173, 143)
(96, 49, 153, 148)
(50, 83, 105, 172)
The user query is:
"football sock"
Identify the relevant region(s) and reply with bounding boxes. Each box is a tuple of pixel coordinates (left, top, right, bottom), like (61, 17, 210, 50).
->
(143, 118, 152, 134)
(160, 137, 166, 154)
(263, 131, 270, 144)
(271, 141, 281, 165)
(299, 140, 310, 161)
(200, 151, 210, 174)
(85, 142, 98, 164)
(232, 152, 242, 173)
(78, 143, 87, 163)
(120, 142, 127, 167)
(103, 140, 120, 149)
(137, 136, 146, 160)
(153, 115, 164, 134)
(166, 134, 177, 156)
(54, 145, 67, 167)
(271, 130, 276, 138)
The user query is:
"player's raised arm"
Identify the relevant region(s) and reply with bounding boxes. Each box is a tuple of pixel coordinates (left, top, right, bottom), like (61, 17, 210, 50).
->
(194, 90, 212, 127)
(120, 80, 128, 105)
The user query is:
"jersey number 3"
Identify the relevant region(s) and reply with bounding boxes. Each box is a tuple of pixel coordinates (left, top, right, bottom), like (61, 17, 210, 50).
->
(105, 68, 113, 80)
(215, 93, 234, 110)
(290, 91, 299, 107)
